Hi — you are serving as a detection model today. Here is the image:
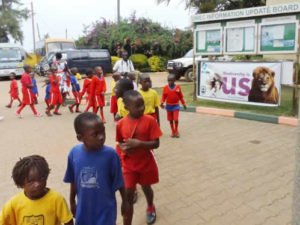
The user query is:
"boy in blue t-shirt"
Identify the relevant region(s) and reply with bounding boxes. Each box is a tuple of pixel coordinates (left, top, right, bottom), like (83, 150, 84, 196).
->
(31, 73, 38, 104)
(44, 78, 51, 110)
(68, 67, 81, 113)
(64, 112, 129, 225)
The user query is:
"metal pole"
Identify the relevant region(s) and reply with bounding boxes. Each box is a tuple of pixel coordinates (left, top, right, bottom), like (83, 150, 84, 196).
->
(117, 0, 120, 25)
(31, 1, 36, 53)
(292, 16, 300, 225)
(193, 47, 196, 101)
(66, 29, 68, 39)
(36, 23, 41, 41)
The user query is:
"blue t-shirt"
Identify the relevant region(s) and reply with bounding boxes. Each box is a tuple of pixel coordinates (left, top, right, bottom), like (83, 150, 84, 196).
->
(70, 75, 80, 92)
(31, 78, 38, 94)
(45, 84, 51, 100)
(64, 144, 124, 225)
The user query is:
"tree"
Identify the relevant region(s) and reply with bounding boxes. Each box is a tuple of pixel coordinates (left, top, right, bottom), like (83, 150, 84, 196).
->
(156, 0, 265, 13)
(0, 0, 29, 43)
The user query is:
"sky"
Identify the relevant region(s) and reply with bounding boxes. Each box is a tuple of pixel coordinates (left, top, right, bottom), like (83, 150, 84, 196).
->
(17, 0, 194, 52)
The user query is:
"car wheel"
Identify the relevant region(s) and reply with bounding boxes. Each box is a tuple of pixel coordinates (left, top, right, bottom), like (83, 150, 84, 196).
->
(184, 68, 194, 82)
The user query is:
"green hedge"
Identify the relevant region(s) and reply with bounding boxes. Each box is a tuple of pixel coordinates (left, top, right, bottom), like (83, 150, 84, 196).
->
(111, 56, 121, 67)
(148, 56, 167, 72)
(130, 54, 148, 70)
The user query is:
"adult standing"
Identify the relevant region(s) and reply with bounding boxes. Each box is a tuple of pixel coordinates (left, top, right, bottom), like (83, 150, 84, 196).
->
(113, 51, 135, 78)
(53, 52, 69, 105)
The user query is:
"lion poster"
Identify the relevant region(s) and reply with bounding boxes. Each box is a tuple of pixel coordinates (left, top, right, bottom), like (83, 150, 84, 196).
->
(198, 61, 282, 106)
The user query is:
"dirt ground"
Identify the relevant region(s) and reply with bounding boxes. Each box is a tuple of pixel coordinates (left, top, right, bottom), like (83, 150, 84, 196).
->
(0, 73, 297, 225)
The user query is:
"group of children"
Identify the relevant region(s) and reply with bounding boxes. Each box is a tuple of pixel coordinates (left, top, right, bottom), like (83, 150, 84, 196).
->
(1, 65, 187, 224)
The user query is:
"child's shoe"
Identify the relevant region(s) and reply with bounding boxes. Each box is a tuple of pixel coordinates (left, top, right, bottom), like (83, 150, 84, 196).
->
(34, 113, 42, 117)
(16, 113, 22, 118)
(175, 132, 180, 138)
(146, 205, 156, 224)
(45, 111, 52, 117)
(75, 110, 82, 113)
(54, 112, 62, 115)
(68, 106, 74, 113)
(5, 105, 11, 108)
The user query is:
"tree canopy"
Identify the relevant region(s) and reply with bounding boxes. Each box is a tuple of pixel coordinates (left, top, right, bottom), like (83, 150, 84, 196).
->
(156, 0, 266, 13)
(0, 0, 29, 43)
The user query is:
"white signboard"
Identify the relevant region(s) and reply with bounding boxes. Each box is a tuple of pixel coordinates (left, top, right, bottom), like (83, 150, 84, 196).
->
(192, 3, 300, 23)
(197, 61, 282, 106)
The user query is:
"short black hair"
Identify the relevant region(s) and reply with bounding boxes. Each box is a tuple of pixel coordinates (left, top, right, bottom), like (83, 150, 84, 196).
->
(140, 73, 150, 80)
(70, 67, 77, 74)
(12, 155, 50, 188)
(55, 52, 62, 59)
(168, 74, 176, 79)
(123, 90, 142, 106)
(23, 64, 31, 71)
(10, 72, 16, 77)
(116, 78, 134, 94)
(74, 112, 102, 135)
(85, 68, 93, 76)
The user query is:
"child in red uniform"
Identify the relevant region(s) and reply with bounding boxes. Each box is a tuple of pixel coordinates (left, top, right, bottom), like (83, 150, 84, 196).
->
(90, 66, 106, 122)
(6, 72, 21, 108)
(46, 65, 63, 116)
(16, 65, 41, 118)
(116, 90, 162, 225)
(68, 67, 81, 113)
(160, 74, 186, 138)
(110, 72, 121, 121)
(81, 69, 93, 112)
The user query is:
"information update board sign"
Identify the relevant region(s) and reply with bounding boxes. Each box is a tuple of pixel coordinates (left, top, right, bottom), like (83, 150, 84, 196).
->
(195, 26, 223, 55)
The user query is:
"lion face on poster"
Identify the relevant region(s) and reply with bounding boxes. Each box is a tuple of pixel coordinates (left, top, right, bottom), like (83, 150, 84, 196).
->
(248, 67, 279, 104)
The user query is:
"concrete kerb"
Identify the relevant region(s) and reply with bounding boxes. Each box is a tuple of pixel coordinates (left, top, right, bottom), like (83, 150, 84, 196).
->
(68, 98, 298, 127)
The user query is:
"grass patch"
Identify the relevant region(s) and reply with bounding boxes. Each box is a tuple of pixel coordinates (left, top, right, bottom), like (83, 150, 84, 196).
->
(154, 84, 298, 117)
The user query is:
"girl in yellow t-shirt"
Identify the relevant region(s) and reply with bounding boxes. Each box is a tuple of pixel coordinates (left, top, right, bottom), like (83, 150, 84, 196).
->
(0, 155, 73, 225)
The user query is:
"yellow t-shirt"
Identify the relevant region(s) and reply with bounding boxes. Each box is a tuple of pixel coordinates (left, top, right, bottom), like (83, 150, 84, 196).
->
(0, 189, 73, 225)
(138, 88, 160, 114)
(111, 80, 116, 96)
(117, 97, 129, 117)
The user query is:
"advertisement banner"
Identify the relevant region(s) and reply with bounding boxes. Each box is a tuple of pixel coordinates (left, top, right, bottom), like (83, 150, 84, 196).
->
(198, 61, 282, 106)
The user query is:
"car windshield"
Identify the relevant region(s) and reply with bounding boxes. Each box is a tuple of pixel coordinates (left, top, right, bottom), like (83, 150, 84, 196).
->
(62, 42, 75, 50)
(184, 49, 193, 58)
(0, 48, 22, 62)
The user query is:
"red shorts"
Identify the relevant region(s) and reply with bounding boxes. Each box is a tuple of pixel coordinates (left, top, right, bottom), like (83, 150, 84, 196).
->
(50, 92, 63, 106)
(110, 95, 118, 113)
(72, 92, 80, 104)
(167, 110, 179, 121)
(21, 88, 34, 105)
(94, 94, 105, 107)
(121, 151, 159, 188)
(10, 93, 19, 100)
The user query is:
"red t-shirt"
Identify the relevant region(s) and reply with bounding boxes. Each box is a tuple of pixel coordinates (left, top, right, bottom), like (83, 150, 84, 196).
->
(90, 75, 106, 96)
(20, 73, 32, 89)
(81, 78, 92, 96)
(116, 115, 162, 172)
(10, 80, 18, 96)
(161, 84, 186, 106)
(49, 74, 61, 93)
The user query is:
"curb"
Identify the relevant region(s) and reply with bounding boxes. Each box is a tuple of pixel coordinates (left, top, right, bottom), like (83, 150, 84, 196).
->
(179, 106, 298, 127)
(68, 98, 298, 127)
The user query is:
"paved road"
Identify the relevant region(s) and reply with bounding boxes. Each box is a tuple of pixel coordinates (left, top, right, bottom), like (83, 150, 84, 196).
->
(0, 73, 296, 224)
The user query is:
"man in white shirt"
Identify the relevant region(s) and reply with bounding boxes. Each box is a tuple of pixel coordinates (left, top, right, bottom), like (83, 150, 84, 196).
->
(113, 51, 135, 78)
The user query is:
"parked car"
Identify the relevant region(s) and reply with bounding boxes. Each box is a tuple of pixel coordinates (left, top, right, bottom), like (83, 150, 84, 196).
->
(167, 49, 204, 82)
(35, 49, 112, 76)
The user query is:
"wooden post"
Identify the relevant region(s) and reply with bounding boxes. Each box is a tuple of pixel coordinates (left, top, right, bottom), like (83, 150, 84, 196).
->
(193, 48, 196, 101)
(293, 19, 300, 116)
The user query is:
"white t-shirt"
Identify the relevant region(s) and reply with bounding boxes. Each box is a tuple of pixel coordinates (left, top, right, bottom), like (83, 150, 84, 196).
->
(113, 59, 135, 73)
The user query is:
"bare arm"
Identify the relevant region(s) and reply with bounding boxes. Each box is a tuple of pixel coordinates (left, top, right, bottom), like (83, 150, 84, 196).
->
(119, 138, 159, 153)
(155, 107, 160, 126)
(70, 183, 76, 217)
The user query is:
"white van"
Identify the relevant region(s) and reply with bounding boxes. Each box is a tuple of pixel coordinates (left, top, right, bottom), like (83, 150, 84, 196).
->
(0, 43, 25, 77)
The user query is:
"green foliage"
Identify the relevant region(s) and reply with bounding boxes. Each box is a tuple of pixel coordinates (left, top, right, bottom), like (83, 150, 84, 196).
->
(76, 14, 193, 59)
(148, 56, 167, 72)
(0, 0, 29, 43)
(232, 55, 263, 60)
(130, 54, 148, 70)
(111, 56, 120, 67)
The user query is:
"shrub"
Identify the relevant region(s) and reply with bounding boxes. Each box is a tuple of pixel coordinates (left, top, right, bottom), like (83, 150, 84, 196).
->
(130, 54, 148, 70)
(111, 56, 121, 67)
(148, 56, 167, 72)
